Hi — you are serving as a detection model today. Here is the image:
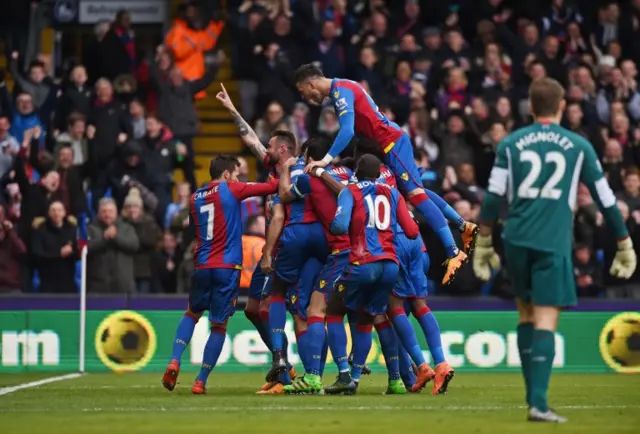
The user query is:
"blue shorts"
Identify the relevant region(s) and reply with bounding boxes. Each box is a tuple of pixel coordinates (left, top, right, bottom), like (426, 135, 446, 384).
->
(286, 257, 323, 319)
(315, 250, 351, 301)
(275, 222, 328, 283)
(337, 260, 399, 316)
(248, 256, 272, 300)
(189, 268, 240, 324)
(393, 234, 428, 299)
(384, 133, 423, 194)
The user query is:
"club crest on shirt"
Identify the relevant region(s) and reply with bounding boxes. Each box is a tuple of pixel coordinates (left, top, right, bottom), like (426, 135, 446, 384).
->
(319, 280, 327, 288)
(290, 295, 297, 304)
(333, 90, 340, 99)
(401, 173, 409, 181)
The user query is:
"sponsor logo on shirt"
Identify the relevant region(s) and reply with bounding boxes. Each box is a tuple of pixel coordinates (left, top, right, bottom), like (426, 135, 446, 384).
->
(335, 97, 348, 111)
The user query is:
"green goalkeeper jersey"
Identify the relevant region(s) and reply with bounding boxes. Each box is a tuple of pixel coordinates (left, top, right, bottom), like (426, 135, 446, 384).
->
(480, 121, 628, 253)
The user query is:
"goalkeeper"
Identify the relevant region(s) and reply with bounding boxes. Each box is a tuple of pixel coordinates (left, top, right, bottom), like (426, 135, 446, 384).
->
(473, 77, 637, 424)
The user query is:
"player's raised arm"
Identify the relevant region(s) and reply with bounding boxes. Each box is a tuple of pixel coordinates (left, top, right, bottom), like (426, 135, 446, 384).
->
(305, 87, 355, 172)
(216, 83, 268, 161)
(394, 192, 419, 239)
(330, 187, 354, 235)
(313, 168, 346, 195)
(229, 178, 279, 201)
(278, 157, 305, 203)
(580, 144, 637, 278)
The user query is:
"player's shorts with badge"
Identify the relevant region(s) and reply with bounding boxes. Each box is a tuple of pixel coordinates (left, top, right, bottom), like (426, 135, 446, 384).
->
(336, 260, 399, 316)
(314, 250, 351, 301)
(383, 133, 424, 194)
(286, 257, 323, 319)
(503, 241, 577, 308)
(275, 222, 328, 283)
(393, 234, 428, 299)
(248, 256, 272, 300)
(189, 268, 240, 323)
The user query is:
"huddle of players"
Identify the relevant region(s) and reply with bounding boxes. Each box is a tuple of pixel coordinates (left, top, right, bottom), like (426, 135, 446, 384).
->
(160, 64, 481, 396)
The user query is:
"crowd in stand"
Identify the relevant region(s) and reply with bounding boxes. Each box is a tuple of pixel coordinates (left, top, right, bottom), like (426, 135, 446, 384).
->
(2, 0, 640, 299)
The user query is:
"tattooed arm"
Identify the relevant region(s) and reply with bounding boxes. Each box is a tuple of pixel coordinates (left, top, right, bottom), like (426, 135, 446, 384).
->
(215, 83, 267, 161)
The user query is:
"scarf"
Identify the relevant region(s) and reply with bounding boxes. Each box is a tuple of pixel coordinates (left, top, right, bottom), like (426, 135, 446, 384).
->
(114, 25, 137, 72)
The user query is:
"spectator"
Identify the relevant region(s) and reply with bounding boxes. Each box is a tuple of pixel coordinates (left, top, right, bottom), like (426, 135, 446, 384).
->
(355, 47, 385, 100)
(164, 181, 191, 230)
(113, 74, 138, 108)
(453, 162, 485, 205)
(291, 103, 310, 144)
(403, 108, 439, 163)
(9, 53, 55, 122)
(437, 68, 471, 117)
(241, 215, 266, 289)
(121, 189, 160, 293)
(311, 20, 345, 80)
(9, 92, 42, 144)
(617, 168, 640, 211)
(54, 65, 92, 133)
(165, 1, 224, 99)
(99, 10, 137, 80)
(596, 68, 640, 123)
(602, 138, 626, 192)
(537, 35, 566, 86)
(574, 243, 604, 298)
(436, 111, 474, 169)
(234, 10, 265, 122)
(0, 205, 26, 292)
(83, 20, 111, 85)
(468, 97, 493, 141)
(441, 28, 472, 72)
(87, 197, 139, 293)
(317, 106, 340, 139)
(254, 101, 291, 143)
(421, 27, 443, 65)
(129, 99, 146, 140)
(31, 201, 78, 293)
(0, 115, 19, 178)
(387, 60, 413, 125)
(152, 231, 182, 293)
(54, 112, 88, 166)
(255, 42, 295, 114)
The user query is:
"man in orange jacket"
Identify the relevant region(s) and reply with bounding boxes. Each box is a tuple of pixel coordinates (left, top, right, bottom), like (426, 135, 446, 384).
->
(165, 1, 224, 100)
(241, 216, 266, 289)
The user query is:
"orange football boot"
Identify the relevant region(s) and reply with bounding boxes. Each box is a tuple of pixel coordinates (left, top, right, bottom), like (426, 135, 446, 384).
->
(191, 380, 206, 395)
(256, 383, 285, 395)
(442, 251, 468, 285)
(259, 381, 276, 392)
(409, 362, 436, 393)
(432, 362, 455, 395)
(461, 222, 479, 255)
(161, 360, 180, 391)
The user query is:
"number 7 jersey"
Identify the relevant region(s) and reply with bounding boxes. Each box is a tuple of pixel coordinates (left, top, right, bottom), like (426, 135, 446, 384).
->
(486, 122, 617, 253)
(190, 180, 278, 270)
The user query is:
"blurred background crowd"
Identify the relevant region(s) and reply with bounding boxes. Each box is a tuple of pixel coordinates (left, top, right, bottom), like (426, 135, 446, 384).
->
(1, 0, 640, 299)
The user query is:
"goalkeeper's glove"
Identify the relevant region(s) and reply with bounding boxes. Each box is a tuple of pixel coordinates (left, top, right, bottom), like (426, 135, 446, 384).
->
(472, 234, 501, 281)
(610, 237, 637, 279)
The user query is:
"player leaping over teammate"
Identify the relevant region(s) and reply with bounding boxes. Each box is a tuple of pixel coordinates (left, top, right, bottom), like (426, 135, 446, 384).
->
(292, 64, 475, 285)
(162, 156, 279, 394)
(474, 78, 637, 422)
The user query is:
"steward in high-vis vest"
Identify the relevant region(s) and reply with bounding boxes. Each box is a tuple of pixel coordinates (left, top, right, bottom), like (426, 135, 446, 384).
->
(165, 2, 224, 100)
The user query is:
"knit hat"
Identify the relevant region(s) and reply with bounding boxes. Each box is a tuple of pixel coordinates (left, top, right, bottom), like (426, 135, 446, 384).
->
(124, 189, 143, 208)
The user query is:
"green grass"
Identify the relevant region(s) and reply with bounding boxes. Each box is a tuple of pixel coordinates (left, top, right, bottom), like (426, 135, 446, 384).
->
(1, 373, 639, 433)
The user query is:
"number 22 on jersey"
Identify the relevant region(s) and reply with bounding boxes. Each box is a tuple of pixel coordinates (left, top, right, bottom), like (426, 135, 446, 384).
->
(518, 150, 566, 200)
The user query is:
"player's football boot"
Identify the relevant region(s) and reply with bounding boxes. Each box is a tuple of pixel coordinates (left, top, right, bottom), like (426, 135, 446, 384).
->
(283, 374, 323, 395)
(324, 373, 358, 395)
(383, 380, 407, 395)
(442, 251, 468, 285)
(288, 366, 297, 380)
(256, 383, 286, 395)
(161, 359, 180, 392)
(409, 363, 436, 393)
(258, 381, 276, 392)
(528, 407, 568, 423)
(191, 380, 206, 395)
(461, 222, 479, 255)
(265, 350, 287, 382)
(348, 352, 372, 375)
(431, 362, 455, 395)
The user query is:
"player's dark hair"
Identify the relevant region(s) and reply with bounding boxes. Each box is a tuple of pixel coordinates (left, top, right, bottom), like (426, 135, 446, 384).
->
(336, 156, 356, 171)
(270, 130, 297, 155)
(293, 64, 325, 84)
(356, 154, 382, 181)
(354, 138, 385, 161)
(28, 60, 45, 73)
(209, 154, 240, 179)
(625, 167, 640, 178)
(529, 77, 565, 117)
(304, 137, 331, 162)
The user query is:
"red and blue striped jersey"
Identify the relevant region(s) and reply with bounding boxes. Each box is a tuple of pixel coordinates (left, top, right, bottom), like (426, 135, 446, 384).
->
(190, 179, 278, 270)
(289, 165, 353, 253)
(327, 78, 404, 159)
(331, 180, 419, 265)
(284, 157, 318, 226)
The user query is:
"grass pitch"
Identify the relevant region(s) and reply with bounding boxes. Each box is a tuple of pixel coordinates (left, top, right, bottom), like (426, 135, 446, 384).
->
(1, 373, 639, 433)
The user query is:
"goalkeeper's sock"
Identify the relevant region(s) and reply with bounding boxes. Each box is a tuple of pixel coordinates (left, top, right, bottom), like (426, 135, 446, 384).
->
(414, 305, 445, 365)
(327, 315, 350, 372)
(171, 312, 198, 363)
(425, 189, 466, 231)
(246, 310, 273, 352)
(530, 329, 555, 412)
(305, 317, 326, 376)
(269, 296, 287, 352)
(389, 308, 426, 366)
(195, 326, 226, 384)
(375, 320, 401, 381)
(517, 322, 534, 406)
(409, 192, 458, 257)
(351, 324, 373, 382)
